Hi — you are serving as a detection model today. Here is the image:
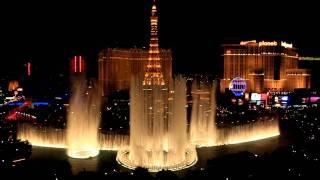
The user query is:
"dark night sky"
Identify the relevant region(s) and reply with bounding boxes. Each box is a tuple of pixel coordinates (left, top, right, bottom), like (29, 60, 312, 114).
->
(1, 0, 320, 79)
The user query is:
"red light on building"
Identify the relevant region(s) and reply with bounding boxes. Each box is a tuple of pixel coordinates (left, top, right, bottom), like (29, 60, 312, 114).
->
(79, 56, 82, 72)
(71, 56, 86, 74)
(74, 56, 77, 73)
(27, 62, 31, 76)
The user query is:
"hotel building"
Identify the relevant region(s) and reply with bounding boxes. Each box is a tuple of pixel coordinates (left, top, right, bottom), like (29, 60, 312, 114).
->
(98, 48, 172, 97)
(221, 40, 311, 93)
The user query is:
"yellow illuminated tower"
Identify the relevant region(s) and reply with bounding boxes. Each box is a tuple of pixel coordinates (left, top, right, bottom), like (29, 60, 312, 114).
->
(143, 0, 165, 86)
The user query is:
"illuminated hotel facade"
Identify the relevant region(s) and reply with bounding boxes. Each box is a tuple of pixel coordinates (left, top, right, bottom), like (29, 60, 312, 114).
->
(221, 40, 311, 93)
(98, 48, 172, 97)
(98, 0, 172, 97)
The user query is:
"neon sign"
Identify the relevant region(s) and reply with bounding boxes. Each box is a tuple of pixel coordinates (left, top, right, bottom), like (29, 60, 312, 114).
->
(281, 41, 293, 48)
(258, 41, 277, 47)
(229, 77, 247, 96)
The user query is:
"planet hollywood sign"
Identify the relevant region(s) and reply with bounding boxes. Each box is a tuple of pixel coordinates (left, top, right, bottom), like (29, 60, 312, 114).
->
(258, 41, 278, 47)
(258, 41, 293, 48)
(280, 41, 293, 48)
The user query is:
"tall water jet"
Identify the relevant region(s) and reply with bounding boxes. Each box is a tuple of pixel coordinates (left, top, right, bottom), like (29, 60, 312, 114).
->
(117, 75, 197, 172)
(66, 75, 101, 159)
(190, 78, 218, 147)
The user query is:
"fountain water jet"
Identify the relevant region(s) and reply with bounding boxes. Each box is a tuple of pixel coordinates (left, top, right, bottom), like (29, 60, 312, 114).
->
(190, 79, 218, 147)
(66, 76, 101, 159)
(116, 76, 197, 172)
(189, 78, 280, 147)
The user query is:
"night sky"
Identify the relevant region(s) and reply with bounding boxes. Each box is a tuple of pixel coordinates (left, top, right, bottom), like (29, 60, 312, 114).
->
(1, 0, 320, 79)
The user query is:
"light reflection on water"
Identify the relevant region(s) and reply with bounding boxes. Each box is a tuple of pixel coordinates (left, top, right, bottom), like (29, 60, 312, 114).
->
(30, 147, 117, 175)
(29, 135, 291, 175)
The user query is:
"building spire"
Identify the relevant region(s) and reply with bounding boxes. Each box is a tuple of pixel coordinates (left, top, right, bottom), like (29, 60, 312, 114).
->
(143, 0, 165, 86)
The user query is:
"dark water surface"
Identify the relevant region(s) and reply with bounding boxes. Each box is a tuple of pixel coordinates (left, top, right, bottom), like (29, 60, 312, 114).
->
(29, 135, 292, 175)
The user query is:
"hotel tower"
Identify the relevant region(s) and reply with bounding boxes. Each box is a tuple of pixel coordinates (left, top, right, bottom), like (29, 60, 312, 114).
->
(220, 40, 311, 93)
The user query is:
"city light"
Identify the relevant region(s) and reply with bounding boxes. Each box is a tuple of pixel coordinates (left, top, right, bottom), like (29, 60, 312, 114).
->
(27, 62, 31, 76)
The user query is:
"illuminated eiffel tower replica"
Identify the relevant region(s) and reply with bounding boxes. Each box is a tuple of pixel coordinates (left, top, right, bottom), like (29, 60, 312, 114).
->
(143, 0, 165, 86)
(141, 1, 169, 149)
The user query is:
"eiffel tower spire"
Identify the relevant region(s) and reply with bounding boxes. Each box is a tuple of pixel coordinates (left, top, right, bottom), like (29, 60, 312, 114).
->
(143, 0, 165, 86)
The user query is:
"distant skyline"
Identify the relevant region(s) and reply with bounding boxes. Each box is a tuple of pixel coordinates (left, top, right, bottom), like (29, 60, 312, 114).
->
(1, 0, 320, 78)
